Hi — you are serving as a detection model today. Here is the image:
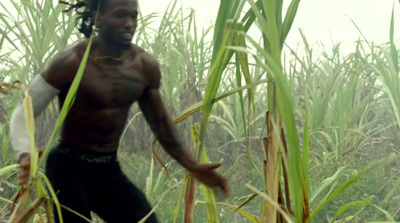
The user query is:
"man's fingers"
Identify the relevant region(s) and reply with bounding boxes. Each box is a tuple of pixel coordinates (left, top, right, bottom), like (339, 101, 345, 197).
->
(191, 162, 230, 198)
(18, 173, 28, 179)
(19, 162, 30, 169)
(18, 179, 28, 185)
(17, 154, 31, 186)
(18, 169, 29, 178)
(18, 163, 30, 186)
(214, 182, 230, 201)
(222, 182, 230, 197)
(17, 172, 29, 185)
(205, 162, 222, 170)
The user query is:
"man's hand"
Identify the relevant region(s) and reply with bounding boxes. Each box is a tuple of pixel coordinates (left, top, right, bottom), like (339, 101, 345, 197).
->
(189, 163, 230, 199)
(17, 153, 31, 186)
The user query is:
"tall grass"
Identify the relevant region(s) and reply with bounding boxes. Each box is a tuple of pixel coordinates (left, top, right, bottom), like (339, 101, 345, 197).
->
(1, 0, 400, 222)
(0, 2, 76, 216)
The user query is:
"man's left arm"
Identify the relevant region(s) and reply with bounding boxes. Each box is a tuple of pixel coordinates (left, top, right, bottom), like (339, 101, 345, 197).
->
(137, 55, 229, 197)
(138, 86, 195, 169)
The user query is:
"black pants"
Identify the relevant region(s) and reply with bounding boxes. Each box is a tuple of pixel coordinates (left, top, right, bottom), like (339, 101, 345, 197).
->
(45, 142, 158, 223)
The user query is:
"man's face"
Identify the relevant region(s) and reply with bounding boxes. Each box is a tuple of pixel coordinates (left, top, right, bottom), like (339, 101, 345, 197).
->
(97, 0, 138, 49)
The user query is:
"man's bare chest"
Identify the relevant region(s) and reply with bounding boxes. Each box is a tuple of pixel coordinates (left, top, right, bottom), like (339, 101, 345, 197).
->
(76, 64, 147, 108)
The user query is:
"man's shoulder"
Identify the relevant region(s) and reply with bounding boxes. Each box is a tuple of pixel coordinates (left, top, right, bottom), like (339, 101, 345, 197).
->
(131, 45, 160, 77)
(41, 41, 88, 88)
(55, 42, 87, 67)
(131, 45, 155, 63)
(46, 42, 87, 72)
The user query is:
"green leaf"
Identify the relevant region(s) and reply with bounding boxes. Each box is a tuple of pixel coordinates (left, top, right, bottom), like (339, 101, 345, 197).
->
(310, 166, 346, 203)
(0, 164, 19, 176)
(216, 201, 260, 223)
(39, 35, 94, 167)
(331, 200, 371, 222)
(310, 159, 387, 220)
(38, 170, 64, 223)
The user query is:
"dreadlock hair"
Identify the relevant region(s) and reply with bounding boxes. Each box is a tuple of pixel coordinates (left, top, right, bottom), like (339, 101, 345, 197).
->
(60, 0, 106, 38)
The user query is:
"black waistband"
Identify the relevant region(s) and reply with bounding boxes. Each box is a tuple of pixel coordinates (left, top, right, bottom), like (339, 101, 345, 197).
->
(54, 141, 118, 164)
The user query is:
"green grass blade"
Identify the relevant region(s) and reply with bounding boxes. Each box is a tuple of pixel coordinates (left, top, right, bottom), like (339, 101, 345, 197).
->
(193, 123, 219, 222)
(389, 4, 398, 73)
(214, 201, 260, 223)
(22, 93, 39, 180)
(262, 0, 281, 61)
(0, 196, 14, 204)
(310, 166, 346, 203)
(0, 164, 19, 176)
(198, 20, 239, 161)
(235, 57, 253, 180)
(246, 183, 294, 223)
(302, 108, 310, 198)
(281, 0, 300, 46)
(331, 201, 371, 222)
(38, 170, 63, 223)
(241, 0, 262, 32)
(182, 123, 199, 222)
(211, 0, 235, 63)
(39, 36, 94, 167)
(310, 159, 387, 220)
(238, 31, 307, 221)
(173, 174, 189, 223)
(173, 79, 268, 124)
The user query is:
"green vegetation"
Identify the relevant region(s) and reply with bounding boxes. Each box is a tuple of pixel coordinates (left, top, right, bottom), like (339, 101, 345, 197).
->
(1, 0, 400, 222)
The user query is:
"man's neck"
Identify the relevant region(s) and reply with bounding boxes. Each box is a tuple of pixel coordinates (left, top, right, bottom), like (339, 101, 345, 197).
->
(92, 36, 131, 58)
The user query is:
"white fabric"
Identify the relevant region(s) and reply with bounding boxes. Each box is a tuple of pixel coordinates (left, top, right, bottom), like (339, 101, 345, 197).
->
(10, 74, 60, 161)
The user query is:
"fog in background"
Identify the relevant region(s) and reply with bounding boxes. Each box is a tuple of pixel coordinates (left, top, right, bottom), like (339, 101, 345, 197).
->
(0, 0, 398, 52)
(140, 0, 400, 54)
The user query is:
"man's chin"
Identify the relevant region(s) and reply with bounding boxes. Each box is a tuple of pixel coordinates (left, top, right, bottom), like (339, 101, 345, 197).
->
(116, 41, 132, 50)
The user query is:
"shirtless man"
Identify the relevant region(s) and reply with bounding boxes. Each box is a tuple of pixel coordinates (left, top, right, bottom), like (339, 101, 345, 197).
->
(10, 0, 229, 222)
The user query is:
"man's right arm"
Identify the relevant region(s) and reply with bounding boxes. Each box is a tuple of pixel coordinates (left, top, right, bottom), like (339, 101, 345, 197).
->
(10, 74, 60, 185)
(10, 49, 78, 161)
(10, 74, 61, 162)
(9, 50, 78, 185)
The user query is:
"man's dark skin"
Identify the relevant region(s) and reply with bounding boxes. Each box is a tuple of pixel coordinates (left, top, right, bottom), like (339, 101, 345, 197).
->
(18, 0, 229, 198)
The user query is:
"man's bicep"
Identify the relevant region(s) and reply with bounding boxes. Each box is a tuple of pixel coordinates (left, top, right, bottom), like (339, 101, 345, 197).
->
(41, 50, 77, 90)
(141, 53, 161, 89)
(138, 88, 169, 126)
(41, 66, 68, 90)
(138, 87, 187, 163)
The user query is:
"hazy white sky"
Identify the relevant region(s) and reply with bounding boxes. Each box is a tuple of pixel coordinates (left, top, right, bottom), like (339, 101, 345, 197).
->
(140, 0, 400, 52)
(1, 0, 398, 53)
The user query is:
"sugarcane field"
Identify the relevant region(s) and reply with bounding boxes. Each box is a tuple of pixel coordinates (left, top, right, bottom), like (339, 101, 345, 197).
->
(1, 0, 400, 222)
